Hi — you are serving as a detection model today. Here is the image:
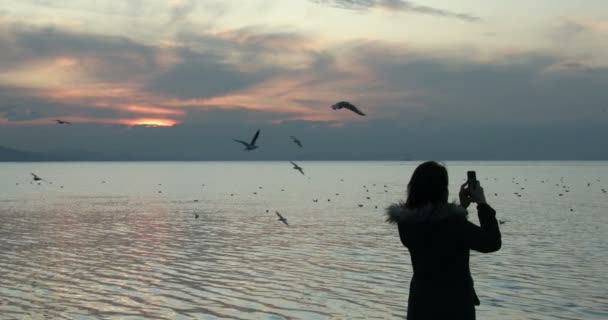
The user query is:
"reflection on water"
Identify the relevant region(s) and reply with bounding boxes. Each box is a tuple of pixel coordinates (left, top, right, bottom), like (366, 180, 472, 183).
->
(1, 162, 607, 319)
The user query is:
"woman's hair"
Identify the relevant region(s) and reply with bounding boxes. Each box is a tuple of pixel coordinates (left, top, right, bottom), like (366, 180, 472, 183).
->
(405, 161, 449, 209)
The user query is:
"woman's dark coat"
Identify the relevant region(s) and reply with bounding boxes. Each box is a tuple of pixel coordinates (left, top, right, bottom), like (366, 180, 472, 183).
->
(386, 203, 501, 320)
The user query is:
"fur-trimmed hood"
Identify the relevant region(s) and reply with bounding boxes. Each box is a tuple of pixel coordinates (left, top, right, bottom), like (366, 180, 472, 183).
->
(385, 202, 468, 225)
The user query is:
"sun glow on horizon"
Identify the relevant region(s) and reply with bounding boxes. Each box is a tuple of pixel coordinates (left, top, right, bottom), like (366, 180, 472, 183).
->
(122, 118, 178, 127)
(125, 105, 185, 116)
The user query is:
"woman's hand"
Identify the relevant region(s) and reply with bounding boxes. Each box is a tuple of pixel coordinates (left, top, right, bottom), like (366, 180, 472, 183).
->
(459, 182, 472, 208)
(470, 181, 487, 204)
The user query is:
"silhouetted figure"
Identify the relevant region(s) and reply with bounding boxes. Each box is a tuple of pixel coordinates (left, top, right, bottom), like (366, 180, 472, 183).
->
(331, 101, 365, 116)
(386, 161, 501, 320)
(55, 119, 72, 125)
(233, 129, 260, 151)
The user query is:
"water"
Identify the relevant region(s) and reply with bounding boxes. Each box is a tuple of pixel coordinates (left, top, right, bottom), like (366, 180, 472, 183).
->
(0, 161, 607, 319)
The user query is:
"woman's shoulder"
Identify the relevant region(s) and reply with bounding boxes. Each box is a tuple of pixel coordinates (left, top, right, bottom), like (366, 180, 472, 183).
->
(386, 202, 468, 225)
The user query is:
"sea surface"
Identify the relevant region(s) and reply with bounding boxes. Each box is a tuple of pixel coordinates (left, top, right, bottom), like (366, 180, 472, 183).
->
(0, 161, 607, 320)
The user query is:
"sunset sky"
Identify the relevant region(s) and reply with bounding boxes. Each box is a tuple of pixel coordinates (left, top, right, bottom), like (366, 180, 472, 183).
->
(1, 0, 607, 159)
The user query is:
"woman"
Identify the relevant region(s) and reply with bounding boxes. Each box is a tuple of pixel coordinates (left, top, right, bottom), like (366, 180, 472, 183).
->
(386, 161, 501, 320)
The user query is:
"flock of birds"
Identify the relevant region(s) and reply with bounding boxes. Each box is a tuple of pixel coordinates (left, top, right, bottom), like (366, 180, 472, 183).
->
(23, 101, 608, 227)
(23, 169, 607, 229)
(485, 175, 606, 221)
(229, 101, 366, 224)
(33, 101, 367, 227)
(23, 171, 398, 227)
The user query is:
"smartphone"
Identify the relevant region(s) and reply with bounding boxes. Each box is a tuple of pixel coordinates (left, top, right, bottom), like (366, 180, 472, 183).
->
(467, 171, 477, 189)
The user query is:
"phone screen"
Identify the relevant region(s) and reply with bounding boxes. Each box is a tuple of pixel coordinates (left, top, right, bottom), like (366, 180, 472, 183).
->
(467, 171, 477, 187)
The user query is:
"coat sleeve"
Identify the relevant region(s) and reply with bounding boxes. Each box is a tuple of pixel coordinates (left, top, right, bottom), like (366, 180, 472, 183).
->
(464, 203, 502, 253)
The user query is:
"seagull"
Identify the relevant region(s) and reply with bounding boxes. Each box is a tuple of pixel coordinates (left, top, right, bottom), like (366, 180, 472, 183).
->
(290, 136, 303, 148)
(290, 161, 305, 175)
(331, 101, 365, 116)
(55, 119, 72, 125)
(233, 129, 260, 151)
(31, 173, 48, 183)
(275, 211, 289, 226)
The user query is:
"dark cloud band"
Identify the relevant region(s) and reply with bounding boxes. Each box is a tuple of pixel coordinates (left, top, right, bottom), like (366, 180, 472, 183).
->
(309, 0, 481, 22)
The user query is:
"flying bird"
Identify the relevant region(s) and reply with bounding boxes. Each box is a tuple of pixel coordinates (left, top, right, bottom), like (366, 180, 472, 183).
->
(55, 119, 72, 125)
(275, 211, 289, 226)
(289, 161, 305, 175)
(30, 173, 48, 183)
(233, 129, 260, 151)
(331, 101, 365, 116)
(290, 136, 303, 148)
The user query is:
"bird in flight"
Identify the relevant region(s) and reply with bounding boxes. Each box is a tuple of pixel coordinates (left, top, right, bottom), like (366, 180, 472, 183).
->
(290, 136, 303, 148)
(31, 173, 48, 183)
(290, 161, 305, 175)
(233, 129, 260, 151)
(55, 119, 72, 125)
(331, 101, 365, 116)
(275, 211, 289, 226)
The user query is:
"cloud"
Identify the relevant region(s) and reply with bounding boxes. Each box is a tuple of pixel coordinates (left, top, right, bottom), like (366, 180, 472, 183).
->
(556, 18, 608, 36)
(309, 0, 481, 22)
(167, 0, 197, 25)
(343, 42, 608, 125)
(145, 50, 277, 99)
(0, 23, 157, 82)
(1, 17, 608, 160)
